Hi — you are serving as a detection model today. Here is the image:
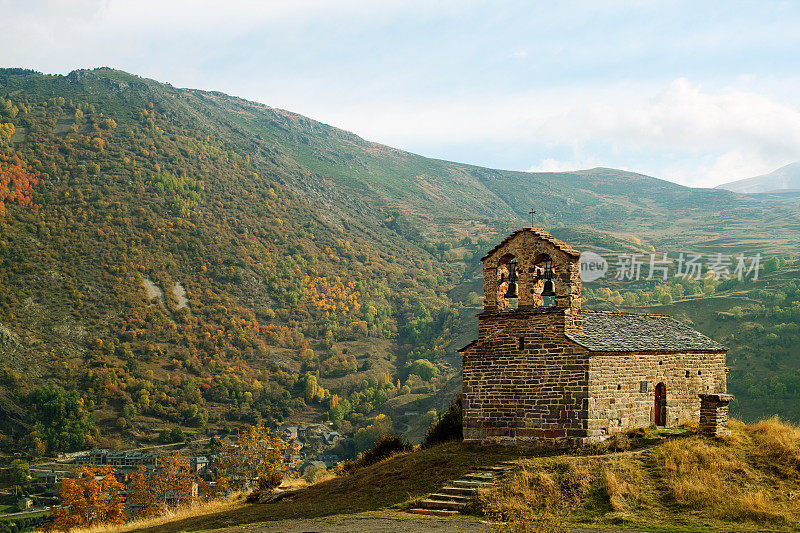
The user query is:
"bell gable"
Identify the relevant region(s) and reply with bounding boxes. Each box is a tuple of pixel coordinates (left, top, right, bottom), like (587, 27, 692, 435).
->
(481, 228, 582, 313)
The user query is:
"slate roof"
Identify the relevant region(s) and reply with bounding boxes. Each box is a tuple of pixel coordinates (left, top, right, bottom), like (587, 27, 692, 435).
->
(458, 339, 478, 353)
(567, 312, 726, 352)
(481, 228, 580, 261)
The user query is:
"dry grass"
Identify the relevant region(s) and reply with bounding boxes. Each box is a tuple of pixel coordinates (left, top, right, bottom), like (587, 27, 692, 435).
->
(480, 459, 592, 533)
(601, 459, 649, 513)
(61, 494, 246, 533)
(484, 419, 800, 532)
(655, 436, 793, 523)
(747, 416, 800, 476)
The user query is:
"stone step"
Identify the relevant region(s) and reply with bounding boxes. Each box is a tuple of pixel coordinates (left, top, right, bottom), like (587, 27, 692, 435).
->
(474, 465, 514, 472)
(452, 479, 494, 489)
(440, 485, 478, 496)
(407, 508, 459, 517)
(428, 492, 472, 502)
(420, 498, 468, 510)
(463, 472, 496, 480)
(404, 464, 512, 518)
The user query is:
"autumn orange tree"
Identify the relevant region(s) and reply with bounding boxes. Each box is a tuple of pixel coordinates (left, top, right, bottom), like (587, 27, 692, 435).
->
(218, 423, 292, 491)
(0, 153, 40, 216)
(53, 466, 126, 530)
(128, 465, 160, 519)
(129, 455, 197, 518)
(199, 472, 231, 501)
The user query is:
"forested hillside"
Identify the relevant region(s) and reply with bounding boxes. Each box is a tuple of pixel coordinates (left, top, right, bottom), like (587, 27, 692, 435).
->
(0, 68, 463, 454)
(0, 67, 798, 455)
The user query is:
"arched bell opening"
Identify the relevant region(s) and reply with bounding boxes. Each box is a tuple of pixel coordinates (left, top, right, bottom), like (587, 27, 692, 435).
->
(496, 253, 519, 310)
(532, 253, 556, 308)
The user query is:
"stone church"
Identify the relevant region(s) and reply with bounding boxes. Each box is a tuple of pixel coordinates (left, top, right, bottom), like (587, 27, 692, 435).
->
(459, 228, 733, 446)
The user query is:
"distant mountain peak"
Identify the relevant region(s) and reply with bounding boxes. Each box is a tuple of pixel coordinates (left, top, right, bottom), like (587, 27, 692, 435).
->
(716, 161, 800, 193)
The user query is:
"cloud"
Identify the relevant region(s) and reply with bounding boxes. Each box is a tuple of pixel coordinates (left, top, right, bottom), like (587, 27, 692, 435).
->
(582, 78, 800, 156)
(2, 2, 799, 187)
(309, 77, 800, 187)
(527, 158, 605, 173)
(547, 78, 800, 185)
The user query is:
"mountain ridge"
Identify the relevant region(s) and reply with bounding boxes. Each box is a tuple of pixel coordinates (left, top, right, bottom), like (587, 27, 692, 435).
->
(12, 67, 800, 251)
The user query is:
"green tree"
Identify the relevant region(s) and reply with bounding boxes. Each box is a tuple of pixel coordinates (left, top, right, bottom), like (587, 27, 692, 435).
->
(405, 359, 438, 381)
(622, 292, 638, 307)
(8, 459, 30, 485)
(28, 386, 95, 452)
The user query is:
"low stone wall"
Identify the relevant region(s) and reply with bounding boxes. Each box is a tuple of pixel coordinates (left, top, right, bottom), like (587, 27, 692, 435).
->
(699, 393, 734, 437)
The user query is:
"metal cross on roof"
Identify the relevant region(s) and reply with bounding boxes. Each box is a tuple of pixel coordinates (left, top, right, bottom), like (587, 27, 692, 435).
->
(529, 210, 536, 226)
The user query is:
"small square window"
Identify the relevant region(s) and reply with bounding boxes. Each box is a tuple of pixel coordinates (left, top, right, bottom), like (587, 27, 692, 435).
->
(617, 384, 622, 390)
(640, 381, 648, 393)
(685, 370, 690, 377)
(518, 337, 525, 351)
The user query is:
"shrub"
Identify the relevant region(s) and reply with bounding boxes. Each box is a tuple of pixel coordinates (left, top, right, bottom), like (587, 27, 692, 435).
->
(246, 471, 286, 504)
(422, 395, 462, 448)
(257, 471, 284, 491)
(340, 434, 411, 474)
(303, 464, 330, 484)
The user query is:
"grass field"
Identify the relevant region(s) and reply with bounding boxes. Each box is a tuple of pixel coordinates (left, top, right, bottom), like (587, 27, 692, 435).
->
(0, 509, 49, 522)
(483, 419, 800, 533)
(89, 420, 800, 533)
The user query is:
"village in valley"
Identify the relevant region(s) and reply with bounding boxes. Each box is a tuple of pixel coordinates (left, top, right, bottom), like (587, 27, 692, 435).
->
(3, 422, 344, 521)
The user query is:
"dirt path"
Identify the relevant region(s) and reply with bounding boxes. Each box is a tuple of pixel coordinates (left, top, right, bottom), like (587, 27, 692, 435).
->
(202, 514, 637, 533)
(211, 516, 489, 532)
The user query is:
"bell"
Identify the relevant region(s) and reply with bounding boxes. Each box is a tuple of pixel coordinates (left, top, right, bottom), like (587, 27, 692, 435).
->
(541, 279, 556, 297)
(503, 259, 519, 299)
(503, 281, 519, 299)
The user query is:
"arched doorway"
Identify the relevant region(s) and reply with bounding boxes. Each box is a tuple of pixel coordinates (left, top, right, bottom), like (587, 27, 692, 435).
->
(654, 382, 667, 426)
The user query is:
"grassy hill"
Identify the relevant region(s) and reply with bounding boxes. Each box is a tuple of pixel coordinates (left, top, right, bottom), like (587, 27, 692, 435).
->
(1, 67, 800, 455)
(77, 419, 800, 533)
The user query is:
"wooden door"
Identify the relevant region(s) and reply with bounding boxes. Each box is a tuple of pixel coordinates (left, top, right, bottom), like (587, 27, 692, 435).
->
(655, 382, 666, 426)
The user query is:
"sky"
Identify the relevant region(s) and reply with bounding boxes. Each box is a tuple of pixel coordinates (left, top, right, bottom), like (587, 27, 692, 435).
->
(1, 0, 800, 187)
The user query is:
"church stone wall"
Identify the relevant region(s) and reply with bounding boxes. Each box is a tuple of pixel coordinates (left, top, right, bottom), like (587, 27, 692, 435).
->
(461, 309, 590, 445)
(586, 351, 727, 439)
